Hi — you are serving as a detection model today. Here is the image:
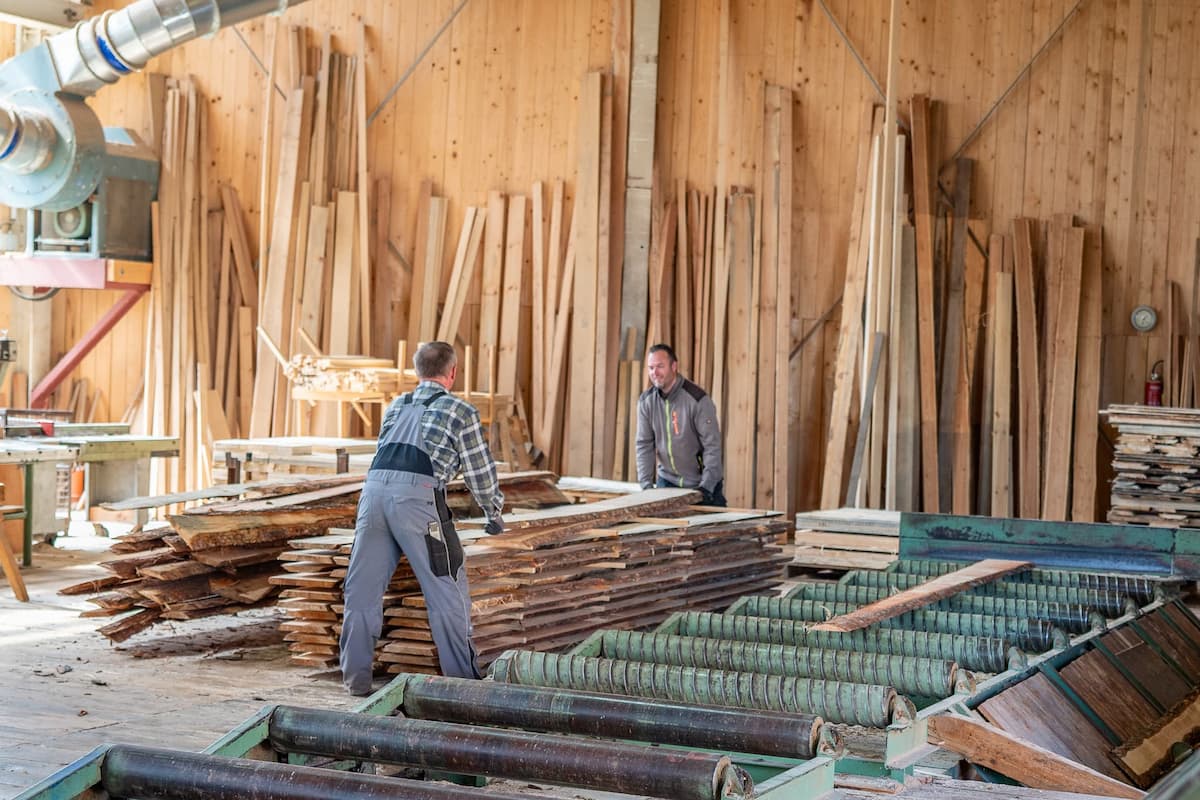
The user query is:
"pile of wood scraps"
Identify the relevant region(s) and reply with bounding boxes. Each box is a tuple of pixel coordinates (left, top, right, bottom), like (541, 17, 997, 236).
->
(1106, 405, 1200, 527)
(791, 507, 900, 572)
(65, 471, 571, 643)
(270, 489, 790, 673)
(61, 477, 362, 642)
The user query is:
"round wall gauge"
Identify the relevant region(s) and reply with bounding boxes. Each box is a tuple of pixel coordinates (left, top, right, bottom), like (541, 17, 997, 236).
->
(1130, 305, 1158, 332)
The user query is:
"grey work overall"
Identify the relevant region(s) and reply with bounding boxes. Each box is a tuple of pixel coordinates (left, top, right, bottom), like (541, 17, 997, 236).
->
(339, 393, 479, 695)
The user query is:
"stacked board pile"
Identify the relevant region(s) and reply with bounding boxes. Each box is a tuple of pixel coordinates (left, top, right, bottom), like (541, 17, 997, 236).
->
(66, 473, 570, 642)
(270, 488, 790, 673)
(285, 355, 406, 394)
(1106, 405, 1200, 527)
(212, 436, 377, 483)
(792, 508, 901, 571)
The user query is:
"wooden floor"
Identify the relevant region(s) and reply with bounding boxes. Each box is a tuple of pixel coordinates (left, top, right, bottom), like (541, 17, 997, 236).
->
(0, 536, 356, 798)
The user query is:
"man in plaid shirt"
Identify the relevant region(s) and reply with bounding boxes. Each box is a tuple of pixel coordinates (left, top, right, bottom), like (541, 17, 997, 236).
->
(340, 341, 504, 694)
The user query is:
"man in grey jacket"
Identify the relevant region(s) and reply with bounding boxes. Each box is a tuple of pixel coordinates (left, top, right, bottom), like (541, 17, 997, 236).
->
(635, 343, 725, 506)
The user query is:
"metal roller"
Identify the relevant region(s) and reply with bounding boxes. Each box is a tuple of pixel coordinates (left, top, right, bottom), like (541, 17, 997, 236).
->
(269, 706, 753, 800)
(598, 629, 964, 698)
(395, 673, 842, 760)
(774, 587, 1076, 645)
(671, 611, 1015, 673)
(890, 559, 1162, 603)
(840, 570, 1138, 617)
(100, 744, 534, 800)
(489, 649, 916, 728)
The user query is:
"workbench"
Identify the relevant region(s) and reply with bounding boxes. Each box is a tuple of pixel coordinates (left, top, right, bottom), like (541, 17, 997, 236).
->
(0, 432, 179, 565)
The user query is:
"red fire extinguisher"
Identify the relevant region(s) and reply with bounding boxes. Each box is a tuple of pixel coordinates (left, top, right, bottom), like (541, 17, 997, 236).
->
(1146, 360, 1164, 407)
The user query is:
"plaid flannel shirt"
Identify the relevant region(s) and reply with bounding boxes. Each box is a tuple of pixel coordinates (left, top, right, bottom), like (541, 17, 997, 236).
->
(381, 381, 504, 521)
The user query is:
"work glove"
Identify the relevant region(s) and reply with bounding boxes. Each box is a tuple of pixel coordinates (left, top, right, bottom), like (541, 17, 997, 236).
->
(484, 516, 505, 535)
(699, 486, 715, 505)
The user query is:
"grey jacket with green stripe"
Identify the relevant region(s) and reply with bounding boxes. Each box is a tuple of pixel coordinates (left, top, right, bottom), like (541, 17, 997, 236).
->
(635, 376, 724, 493)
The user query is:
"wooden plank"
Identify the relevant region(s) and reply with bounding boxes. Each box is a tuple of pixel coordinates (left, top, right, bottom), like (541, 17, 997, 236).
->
(820, 106, 876, 509)
(928, 715, 1143, 799)
(810, 559, 1031, 632)
(497, 195, 526, 399)
(724, 192, 756, 506)
(979, 672, 1127, 781)
(1072, 226, 1103, 522)
(355, 21, 372, 357)
(437, 207, 484, 345)
(237, 307, 253, 439)
(1113, 689, 1200, 789)
(1012, 218, 1042, 519)
(938, 159, 973, 512)
(845, 333, 886, 506)
(566, 72, 602, 476)
(991, 270, 1014, 517)
(410, 195, 448, 349)
(478, 190, 506, 391)
(530, 181, 546, 436)
(1042, 226, 1085, 521)
(910, 96, 939, 513)
(250, 87, 307, 437)
(773, 86, 795, 514)
(298, 205, 330, 349)
(328, 192, 357, 356)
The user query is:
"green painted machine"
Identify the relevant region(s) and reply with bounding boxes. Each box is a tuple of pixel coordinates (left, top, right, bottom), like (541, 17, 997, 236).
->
(17, 512, 1200, 799)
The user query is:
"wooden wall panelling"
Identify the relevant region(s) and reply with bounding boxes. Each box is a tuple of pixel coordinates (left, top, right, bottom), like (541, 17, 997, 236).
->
(1042, 225, 1085, 521)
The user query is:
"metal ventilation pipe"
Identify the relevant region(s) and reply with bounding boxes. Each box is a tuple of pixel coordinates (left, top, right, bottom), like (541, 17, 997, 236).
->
(48, 0, 311, 95)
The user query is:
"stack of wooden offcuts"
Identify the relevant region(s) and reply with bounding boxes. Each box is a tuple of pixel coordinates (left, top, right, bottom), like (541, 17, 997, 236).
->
(284, 355, 404, 395)
(67, 472, 570, 644)
(63, 477, 363, 642)
(1106, 405, 1200, 527)
(792, 508, 900, 571)
(271, 489, 790, 673)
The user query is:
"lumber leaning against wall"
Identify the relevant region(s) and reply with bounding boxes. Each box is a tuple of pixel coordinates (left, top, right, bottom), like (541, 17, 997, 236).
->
(10, 0, 1198, 514)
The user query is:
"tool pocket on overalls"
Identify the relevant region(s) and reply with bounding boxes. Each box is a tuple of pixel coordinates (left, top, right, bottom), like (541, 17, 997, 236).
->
(426, 490, 464, 577)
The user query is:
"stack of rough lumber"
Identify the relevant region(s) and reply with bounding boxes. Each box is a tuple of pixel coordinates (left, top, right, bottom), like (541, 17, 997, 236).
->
(1106, 405, 1200, 527)
(791, 508, 900, 572)
(65, 473, 570, 642)
(285, 355, 403, 394)
(211, 436, 377, 482)
(62, 477, 362, 642)
(270, 488, 790, 673)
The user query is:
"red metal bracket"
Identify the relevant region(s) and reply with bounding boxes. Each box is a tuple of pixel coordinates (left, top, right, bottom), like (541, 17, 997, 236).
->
(30, 286, 149, 409)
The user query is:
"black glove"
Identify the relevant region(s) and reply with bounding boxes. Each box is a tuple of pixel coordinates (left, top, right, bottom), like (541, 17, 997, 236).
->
(699, 486, 715, 505)
(484, 517, 505, 535)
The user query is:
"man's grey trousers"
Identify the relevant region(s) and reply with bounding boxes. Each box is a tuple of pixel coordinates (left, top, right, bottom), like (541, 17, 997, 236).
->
(339, 471, 479, 694)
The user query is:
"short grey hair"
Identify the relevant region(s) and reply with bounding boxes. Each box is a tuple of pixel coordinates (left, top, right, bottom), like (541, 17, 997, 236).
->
(414, 341, 457, 379)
